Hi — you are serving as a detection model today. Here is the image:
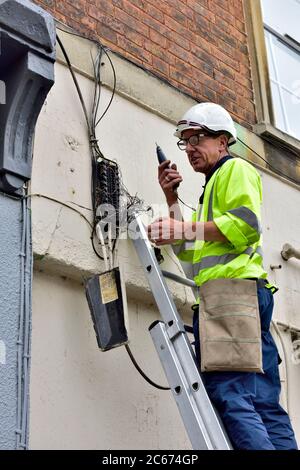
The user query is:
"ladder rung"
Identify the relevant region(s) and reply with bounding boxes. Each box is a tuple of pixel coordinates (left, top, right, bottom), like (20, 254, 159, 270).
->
(161, 270, 197, 288)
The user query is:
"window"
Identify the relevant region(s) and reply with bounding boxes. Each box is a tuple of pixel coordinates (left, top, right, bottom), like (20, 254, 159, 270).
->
(244, 0, 300, 150)
(261, 0, 300, 140)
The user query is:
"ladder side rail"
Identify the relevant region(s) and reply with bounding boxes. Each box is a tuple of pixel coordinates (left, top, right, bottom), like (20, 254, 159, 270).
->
(150, 321, 215, 450)
(130, 213, 232, 450)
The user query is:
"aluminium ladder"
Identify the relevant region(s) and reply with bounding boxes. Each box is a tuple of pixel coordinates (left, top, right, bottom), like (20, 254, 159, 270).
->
(130, 213, 232, 450)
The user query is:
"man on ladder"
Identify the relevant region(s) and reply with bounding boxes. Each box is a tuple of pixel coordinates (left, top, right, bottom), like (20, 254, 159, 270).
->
(147, 102, 297, 450)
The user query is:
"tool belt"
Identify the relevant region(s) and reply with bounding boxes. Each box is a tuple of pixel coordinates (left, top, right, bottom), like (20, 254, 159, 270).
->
(199, 278, 263, 373)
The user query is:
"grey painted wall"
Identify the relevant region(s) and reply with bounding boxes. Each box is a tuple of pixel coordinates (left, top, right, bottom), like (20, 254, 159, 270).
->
(0, 194, 22, 448)
(0, 0, 55, 449)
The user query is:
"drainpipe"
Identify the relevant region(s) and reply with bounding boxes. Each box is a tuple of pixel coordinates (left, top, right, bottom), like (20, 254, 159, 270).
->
(0, 0, 55, 449)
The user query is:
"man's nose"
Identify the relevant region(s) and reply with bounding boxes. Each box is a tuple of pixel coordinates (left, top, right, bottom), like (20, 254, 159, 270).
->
(186, 141, 195, 154)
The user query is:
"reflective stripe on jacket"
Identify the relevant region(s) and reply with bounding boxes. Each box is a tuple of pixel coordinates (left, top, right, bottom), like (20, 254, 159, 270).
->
(174, 157, 268, 287)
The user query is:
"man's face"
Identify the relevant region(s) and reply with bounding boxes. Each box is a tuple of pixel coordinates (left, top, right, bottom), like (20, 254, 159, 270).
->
(181, 129, 225, 175)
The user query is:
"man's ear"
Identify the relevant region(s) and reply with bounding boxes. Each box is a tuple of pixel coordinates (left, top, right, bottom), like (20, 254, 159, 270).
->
(219, 134, 229, 151)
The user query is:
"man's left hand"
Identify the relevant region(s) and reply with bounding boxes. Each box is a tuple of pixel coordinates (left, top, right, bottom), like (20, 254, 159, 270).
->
(147, 217, 196, 245)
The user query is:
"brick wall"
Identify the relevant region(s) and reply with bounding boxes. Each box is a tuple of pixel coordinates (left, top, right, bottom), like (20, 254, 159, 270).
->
(33, 0, 255, 129)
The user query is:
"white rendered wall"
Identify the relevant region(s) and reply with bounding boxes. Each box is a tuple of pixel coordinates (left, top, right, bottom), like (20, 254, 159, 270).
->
(29, 57, 300, 448)
(30, 272, 190, 450)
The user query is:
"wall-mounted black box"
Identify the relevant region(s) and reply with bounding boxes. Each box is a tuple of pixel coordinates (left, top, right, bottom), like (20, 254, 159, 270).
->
(85, 267, 128, 351)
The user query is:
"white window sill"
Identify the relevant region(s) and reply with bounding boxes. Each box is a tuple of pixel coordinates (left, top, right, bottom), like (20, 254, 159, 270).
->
(254, 122, 300, 155)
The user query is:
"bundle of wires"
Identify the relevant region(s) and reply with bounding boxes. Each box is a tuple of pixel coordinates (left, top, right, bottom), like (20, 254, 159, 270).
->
(57, 28, 150, 270)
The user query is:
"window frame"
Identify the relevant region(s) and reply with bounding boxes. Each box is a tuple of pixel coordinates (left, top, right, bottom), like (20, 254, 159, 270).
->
(244, 0, 300, 153)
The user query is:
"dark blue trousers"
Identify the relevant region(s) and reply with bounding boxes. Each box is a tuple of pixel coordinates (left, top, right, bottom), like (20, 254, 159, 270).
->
(193, 286, 298, 450)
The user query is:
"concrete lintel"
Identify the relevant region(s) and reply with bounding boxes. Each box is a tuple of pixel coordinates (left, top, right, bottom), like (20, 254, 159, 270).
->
(33, 253, 194, 317)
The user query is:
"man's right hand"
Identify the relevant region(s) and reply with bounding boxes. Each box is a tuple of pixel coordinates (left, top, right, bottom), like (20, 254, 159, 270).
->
(158, 160, 183, 205)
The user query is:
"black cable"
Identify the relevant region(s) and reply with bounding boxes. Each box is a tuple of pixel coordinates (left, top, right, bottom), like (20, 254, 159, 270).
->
(56, 33, 120, 252)
(24, 193, 93, 229)
(91, 49, 102, 132)
(95, 48, 117, 127)
(57, 24, 117, 134)
(56, 35, 91, 136)
(237, 137, 300, 186)
(177, 195, 196, 212)
(125, 344, 170, 391)
(91, 223, 104, 260)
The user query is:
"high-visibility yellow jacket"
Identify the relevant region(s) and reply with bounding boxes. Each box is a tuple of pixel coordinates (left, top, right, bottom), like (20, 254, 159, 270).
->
(175, 157, 269, 289)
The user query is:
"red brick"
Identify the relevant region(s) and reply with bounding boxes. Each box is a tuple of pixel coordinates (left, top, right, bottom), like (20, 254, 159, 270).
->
(217, 95, 241, 116)
(34, 0, 55, 7)
(214, 69, 252, 101)
(229, 25, 247, 43)
(168, 77, 198, 99)
(240, 63, 251, 78)
(165, 0, 195, 19)
(81, 15, 97, 32)
(220, 87, 237, 103)
(214, 16, 229, 33)
(141, 14, 173, 47)
(152, 56, 169, 76)
(235, 73, 252, 92)
(165, 16, 189, 38)
(194, 13, 213, 32)
(210, 23, 237, 48)
(187, 0, 215, 23)
(92, 13, 125, 34)
(117, 35, 152, 63)
(56, 0, 85, 22)
(236, 95, 255, 113)
(32, 0, 256, 130)
(238, 51, 250, 67)
(120, 50, 144, 68)
(144, 40, 175, 65)
(228, 0, 245, 21)
(192, 0, 209, 8)
(125, 28, 145, 47)
(189, 31, 213, 54)
(188, 20, 219, 48)
(208, 0, 235, 24)
(163, 6, 188, 27)
(168, 41, 189, 61)
(165, 27, 191, 51)
(235, 18, 246, 34)
(174, 56, 194, 76)
(240, 42, 248, 55)
(66, 0, 87, 12)
(210, 45, 240, 72)
(217, 62, 235, 80)
(149, 29, 167, 48)
(170, 66, 200, 92)
(190, 43, 218, 69)
(115, 7, 149, 37)
(202, 86, 217, 102)
(214, 69, 233, 89)
(174, 57, 215, 91)
(214, 0, 230, 12)
(97, 23, 118, 43)
(123, 0, 147, 9)
(91, 0, 115, 16)
(145, 3, 165, 23)
(214, 38, 237, 60)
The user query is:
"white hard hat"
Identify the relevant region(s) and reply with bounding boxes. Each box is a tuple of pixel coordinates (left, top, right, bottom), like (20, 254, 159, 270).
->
(174, 102, 237, 145)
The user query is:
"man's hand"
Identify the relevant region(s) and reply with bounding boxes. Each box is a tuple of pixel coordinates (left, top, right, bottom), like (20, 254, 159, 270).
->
(158, 160, 183, 205)
(147, 217, 197, 246)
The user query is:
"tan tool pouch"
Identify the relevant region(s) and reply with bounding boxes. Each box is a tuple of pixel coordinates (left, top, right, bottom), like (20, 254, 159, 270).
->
(199, 278, 263, 373)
